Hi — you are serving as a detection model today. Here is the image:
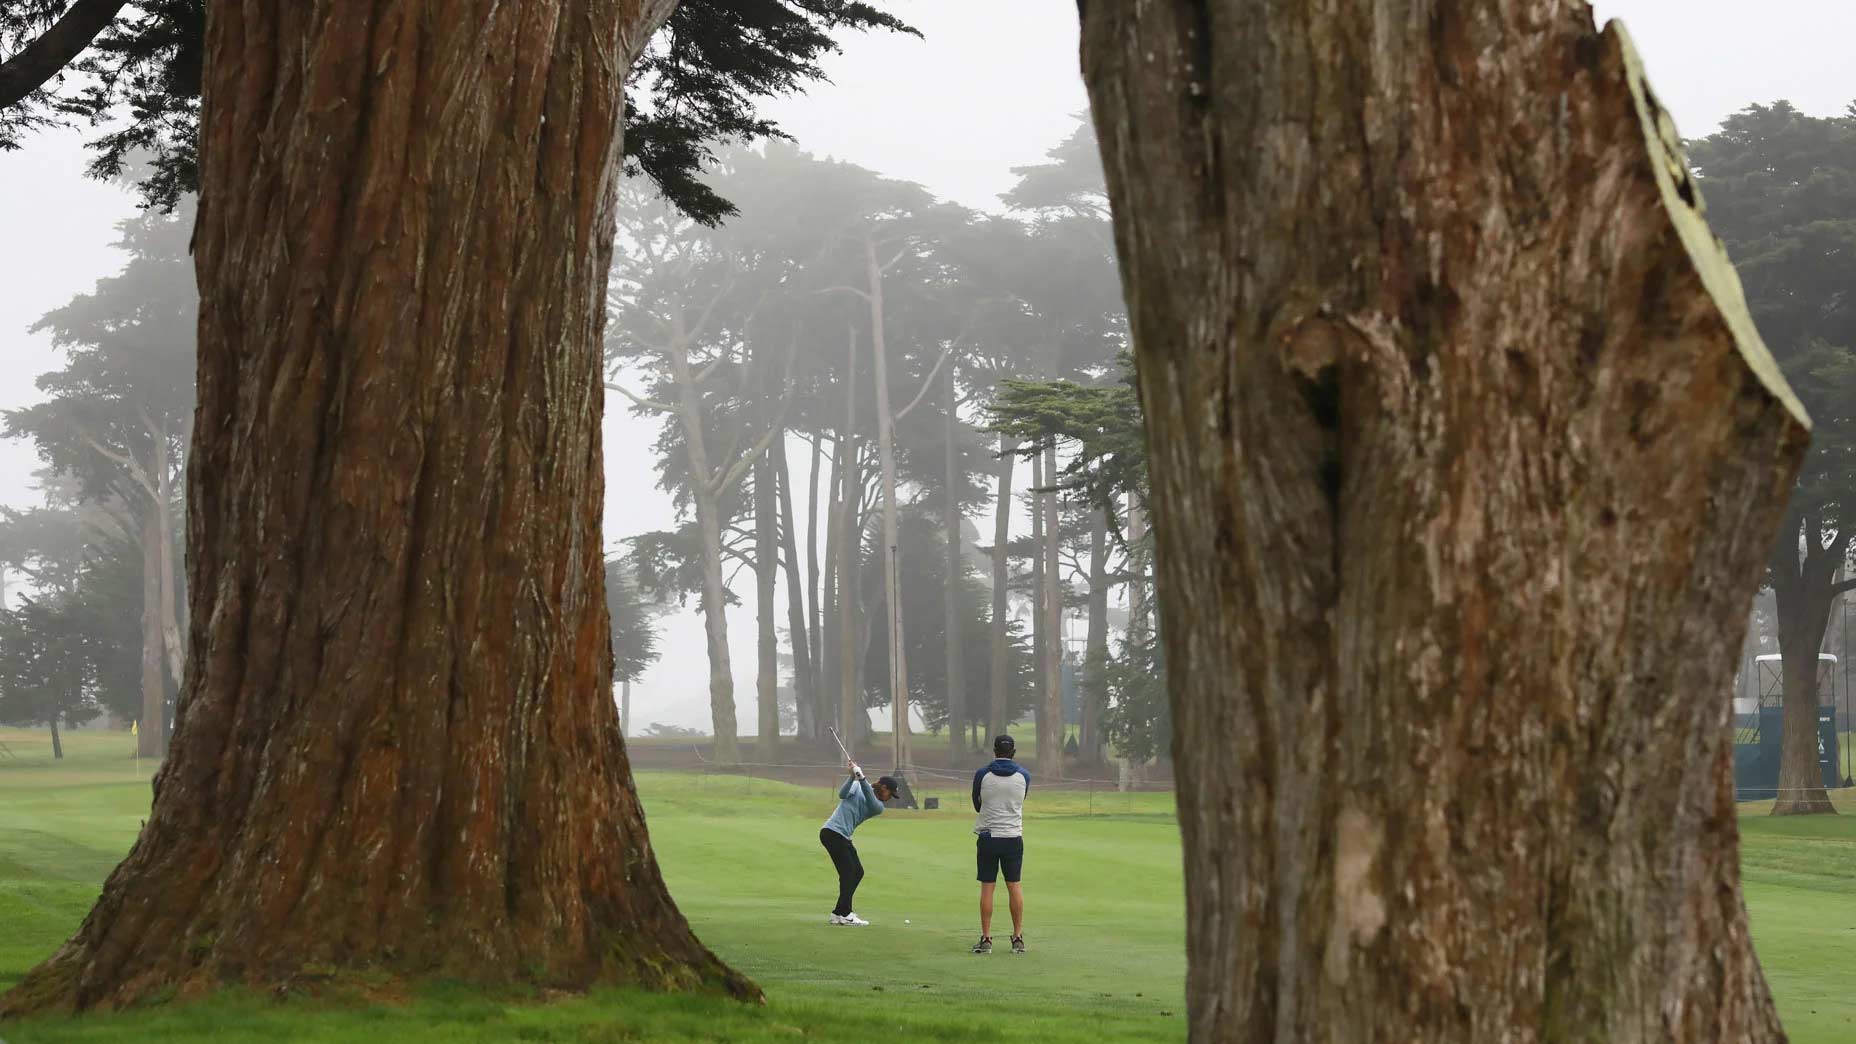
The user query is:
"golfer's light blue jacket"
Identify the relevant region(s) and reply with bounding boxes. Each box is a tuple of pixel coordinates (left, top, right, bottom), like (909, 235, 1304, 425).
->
(823, 776, 885, 839)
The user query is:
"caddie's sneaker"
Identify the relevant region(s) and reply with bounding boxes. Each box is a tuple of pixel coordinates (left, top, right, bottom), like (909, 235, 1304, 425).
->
(1011, 935, 1026, 954)
(841, 912, 870, 926)
(971, 935, 993, 954)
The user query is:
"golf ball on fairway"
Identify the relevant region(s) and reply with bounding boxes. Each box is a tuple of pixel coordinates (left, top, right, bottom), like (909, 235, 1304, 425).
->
(904, 919, 911, 924)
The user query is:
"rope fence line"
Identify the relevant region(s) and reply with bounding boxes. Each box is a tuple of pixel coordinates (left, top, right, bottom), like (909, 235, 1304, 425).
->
(672, 753, 1178, 816)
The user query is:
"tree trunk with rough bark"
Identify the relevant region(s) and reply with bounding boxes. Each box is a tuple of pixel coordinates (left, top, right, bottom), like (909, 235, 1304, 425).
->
(755, 450, 780, 760)
(988, 435, 1017, 737)
(944, 365, 968, 764)
(1080, 2, 1805, 1038)
(1, 0, 753, 1015)
(1039, 442, 1063, 779)
(1082, 505, 1109, 768)
(1769, 514, 1849, 814)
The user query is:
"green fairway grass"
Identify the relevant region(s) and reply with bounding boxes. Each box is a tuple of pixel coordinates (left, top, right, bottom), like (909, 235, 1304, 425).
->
(2, 728, 1853, 1041)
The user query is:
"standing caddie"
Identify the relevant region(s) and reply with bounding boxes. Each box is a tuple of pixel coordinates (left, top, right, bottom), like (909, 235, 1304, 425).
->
(970, 734, 1030, 954)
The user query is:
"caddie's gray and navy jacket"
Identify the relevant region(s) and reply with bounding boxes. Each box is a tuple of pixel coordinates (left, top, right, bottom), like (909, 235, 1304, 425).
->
(972, 758, 1030, 838)
(823, 775, 885, 839)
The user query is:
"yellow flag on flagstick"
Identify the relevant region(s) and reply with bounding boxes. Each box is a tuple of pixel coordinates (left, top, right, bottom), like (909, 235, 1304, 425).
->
(132, 720, 139, 738)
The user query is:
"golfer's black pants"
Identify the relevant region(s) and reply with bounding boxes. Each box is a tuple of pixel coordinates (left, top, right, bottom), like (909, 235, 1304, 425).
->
(819, 827, 862, 917)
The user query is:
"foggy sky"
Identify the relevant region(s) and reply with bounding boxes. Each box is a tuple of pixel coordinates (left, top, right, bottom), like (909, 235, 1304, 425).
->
(0, 0, 1851, 733)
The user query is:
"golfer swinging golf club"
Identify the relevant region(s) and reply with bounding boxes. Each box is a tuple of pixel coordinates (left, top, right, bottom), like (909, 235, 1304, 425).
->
(971, 733, 1030, 954)
(819, 728, 896, 926)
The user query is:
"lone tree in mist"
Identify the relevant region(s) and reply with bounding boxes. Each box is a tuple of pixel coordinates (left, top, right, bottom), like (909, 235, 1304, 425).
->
(1080, 2, 1802, 1039)
(1688, 104, 1856, 815)
(1, 0, 906, 1017)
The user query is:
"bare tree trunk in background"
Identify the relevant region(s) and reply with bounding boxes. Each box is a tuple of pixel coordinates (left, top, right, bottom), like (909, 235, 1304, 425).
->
(151, 420, 185, 699)
(821, 437, 843, 737)
(1029, 450, 1045, 758)
(776, 439, 815, 741)
(48, 717, 62, 761)
(671, 324, 741, 766)
(1039, 441, 1063, 779)
(988, 435, 1017, 739)
(1082, 505, 1109, 768)
(1080, 2, 1803, 1038)
(1126, 493, 1145, 629)
(0, 0, 756, 1014)
(837, 328, 863, 755)
(943, 365, 968, 764)
(1770, 514, 1849, 814)
(863, 236, 911, 778)
(136, 502, 165, 759)
(754, 448, 780, 761)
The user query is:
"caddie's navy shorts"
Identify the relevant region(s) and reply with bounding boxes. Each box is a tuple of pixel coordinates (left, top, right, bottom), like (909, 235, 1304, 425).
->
(976, 832, 1024, 884)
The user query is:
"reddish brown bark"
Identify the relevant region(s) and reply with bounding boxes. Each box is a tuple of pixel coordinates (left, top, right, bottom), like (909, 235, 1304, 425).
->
(1082, 1, 1803, 1038)
(2, 0, 751, 1014)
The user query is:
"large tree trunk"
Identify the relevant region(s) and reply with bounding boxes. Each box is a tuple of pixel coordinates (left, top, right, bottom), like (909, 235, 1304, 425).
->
(1039, 442, 1063, 779)
(1082, 505, 1109, 768)
(775, 438, 815, 742)
(1079, 3, 1804, 1039)
(754, 449, 780, 761)
(1769, 514, 1848, 814)
(864, 236, 911, 777)
(943, 365, 968, 764)
(136, 502, 166, 760)
(987, 434, 1017, 737)
(48, 717, 63, 761)
(0, 0, 753, 1015)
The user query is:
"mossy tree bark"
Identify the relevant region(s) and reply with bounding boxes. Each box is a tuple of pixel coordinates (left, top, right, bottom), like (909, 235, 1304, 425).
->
(1080, 1, 1804, 1038)
(2, 0, 754, 1015)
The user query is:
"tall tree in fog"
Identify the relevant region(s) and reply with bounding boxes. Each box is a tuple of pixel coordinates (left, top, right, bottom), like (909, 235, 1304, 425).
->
(608, 186, 793, 766)
(5, 204, 194, 759)
(1687, 104, 1856, 815)
(985, 121, 1123, 777)
(1080, 3, 1798, 1038)
(1, 0, 914, 1016)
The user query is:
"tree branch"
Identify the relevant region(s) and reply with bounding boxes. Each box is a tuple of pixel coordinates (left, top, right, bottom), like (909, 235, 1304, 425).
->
(0, 0, 127, 110)
(895, 341, 960, 422)
(814, 285, 872, 303)
(605, 382, 673, 412)
(78, 432, 159, 501)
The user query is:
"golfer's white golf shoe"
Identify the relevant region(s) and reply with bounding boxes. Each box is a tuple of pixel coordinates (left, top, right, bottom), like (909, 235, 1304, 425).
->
(836, 912, 870, 926)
